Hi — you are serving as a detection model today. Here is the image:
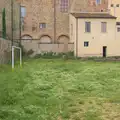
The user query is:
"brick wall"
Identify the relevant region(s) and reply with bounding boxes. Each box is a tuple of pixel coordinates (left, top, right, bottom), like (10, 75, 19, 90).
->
(17, 0, 108, 44)
(21, 40, 74, 54)
(71, 0, 108, 12)
(17, 0, 71, 43)
(0, 0, 20, 40)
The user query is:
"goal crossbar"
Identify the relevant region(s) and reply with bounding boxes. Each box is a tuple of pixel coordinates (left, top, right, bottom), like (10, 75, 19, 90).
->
(12, 46, 22, 69)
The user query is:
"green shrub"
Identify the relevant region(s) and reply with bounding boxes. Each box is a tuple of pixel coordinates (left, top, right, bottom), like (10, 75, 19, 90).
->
(66, 51, 74, 56)
(26, 49, 34, 56)
(34, 51, 74, 59)
(62, 55, 68, 60)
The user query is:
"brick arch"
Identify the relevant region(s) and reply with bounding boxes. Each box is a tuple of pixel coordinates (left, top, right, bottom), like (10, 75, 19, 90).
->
(39, 35, 52, 43)
(57, 35, 69, 44)
(21, 34, 33, 40)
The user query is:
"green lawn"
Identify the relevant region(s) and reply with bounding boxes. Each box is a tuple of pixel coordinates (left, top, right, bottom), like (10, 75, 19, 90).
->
(0, 59, 120, 120)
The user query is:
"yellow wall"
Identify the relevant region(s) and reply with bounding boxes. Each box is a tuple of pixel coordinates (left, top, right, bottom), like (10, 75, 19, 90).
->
(109, 0, 120, 21)
(69, 14, 76, 55)
(71, 17, 120, 57)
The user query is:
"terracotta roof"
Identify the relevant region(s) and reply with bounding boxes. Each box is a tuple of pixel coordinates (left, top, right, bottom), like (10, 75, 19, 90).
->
(71, 13, 116, 19)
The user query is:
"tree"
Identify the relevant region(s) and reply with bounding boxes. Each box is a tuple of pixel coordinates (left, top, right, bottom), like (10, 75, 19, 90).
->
(2, 8, 6, 39)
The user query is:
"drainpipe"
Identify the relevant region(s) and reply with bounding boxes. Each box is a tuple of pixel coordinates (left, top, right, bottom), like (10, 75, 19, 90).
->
(54, 0, 56, 43)
(19, 4, 21, 46)
(114, 6, 116, 16)
(11, 0, 13, 45)
(76, 18, 78, 57)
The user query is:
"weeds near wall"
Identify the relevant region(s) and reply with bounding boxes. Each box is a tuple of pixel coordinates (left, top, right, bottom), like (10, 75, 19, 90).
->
(34, 51, 74, 59)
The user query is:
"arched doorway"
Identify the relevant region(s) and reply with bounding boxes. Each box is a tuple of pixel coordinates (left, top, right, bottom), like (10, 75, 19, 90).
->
(57, 35, 70, 53)
(40, 35, 52, 43)
(57, 35, 69, 44)
(21, 35, 32, 42)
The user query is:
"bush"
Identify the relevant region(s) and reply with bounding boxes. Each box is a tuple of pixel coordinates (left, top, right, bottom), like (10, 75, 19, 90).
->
(66, 51, 74, 56)
(62, 54, 68, 60)
(26, 49, 34, 56)
(34, 51, 74, 59)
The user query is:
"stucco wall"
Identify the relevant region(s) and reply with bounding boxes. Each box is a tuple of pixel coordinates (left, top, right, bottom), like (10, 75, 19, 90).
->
(0, 38, 11, 64)
(69, 14, 76, 55)
(71, 17, 120, 57)
(109, 0, 120, 21)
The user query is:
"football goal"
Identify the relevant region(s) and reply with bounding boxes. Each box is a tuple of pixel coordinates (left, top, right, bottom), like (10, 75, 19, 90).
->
(12, 46, 22, 69)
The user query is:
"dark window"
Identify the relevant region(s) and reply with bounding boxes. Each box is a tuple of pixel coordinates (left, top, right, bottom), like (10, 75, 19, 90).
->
(101, 22, 107, 33)
(117, 27, 120, 32)
(116, 4, 119, 7)
(116, 22, 120, 25)
(84, 42, 89, 47)
(60, 0, 68, 12)
(111, 4, 114, 7)
(85, 22, 91, 33)
(39, 23, 46, 29)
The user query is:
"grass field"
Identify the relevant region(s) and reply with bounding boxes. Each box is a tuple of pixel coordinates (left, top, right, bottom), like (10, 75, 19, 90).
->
(0, 59, 120, 120)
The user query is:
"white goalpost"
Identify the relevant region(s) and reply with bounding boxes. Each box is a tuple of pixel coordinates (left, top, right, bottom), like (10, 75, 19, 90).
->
(12, 46, 22, 69)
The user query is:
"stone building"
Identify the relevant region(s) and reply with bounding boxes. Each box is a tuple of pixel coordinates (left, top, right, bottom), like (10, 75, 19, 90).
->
(71, 0, 108, 12)
(16, 0, 108, 43)
(0, 0, 20, 40)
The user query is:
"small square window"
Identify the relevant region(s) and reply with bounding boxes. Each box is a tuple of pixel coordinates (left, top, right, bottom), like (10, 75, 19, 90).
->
(116, 4, 119, 7)
(39, 23, 46, 29)
(117, 27, 120, 32)
(84, 42, 89, 47)
(111, 4, 114, 7)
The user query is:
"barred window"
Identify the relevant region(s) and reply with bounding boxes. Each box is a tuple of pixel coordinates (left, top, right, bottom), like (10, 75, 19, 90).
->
(60, 0, 68, 12)
(84, 42, 89, 47)
(39, 23, 46, 29)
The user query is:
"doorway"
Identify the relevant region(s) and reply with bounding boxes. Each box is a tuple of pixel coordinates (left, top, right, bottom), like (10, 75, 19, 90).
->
(103, 46, 107, 57)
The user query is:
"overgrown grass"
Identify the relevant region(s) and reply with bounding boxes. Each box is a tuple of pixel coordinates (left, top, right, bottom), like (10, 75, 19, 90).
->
(0, 59, 120, 120)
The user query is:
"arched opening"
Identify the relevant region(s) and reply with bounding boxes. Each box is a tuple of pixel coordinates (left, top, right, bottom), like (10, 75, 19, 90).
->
(57, 35, 69, 44)
(21, 34, 32, 40)
(21, 34, 32, 42)
(57, 35, 70, 53)
(40, 35, 52, 43)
